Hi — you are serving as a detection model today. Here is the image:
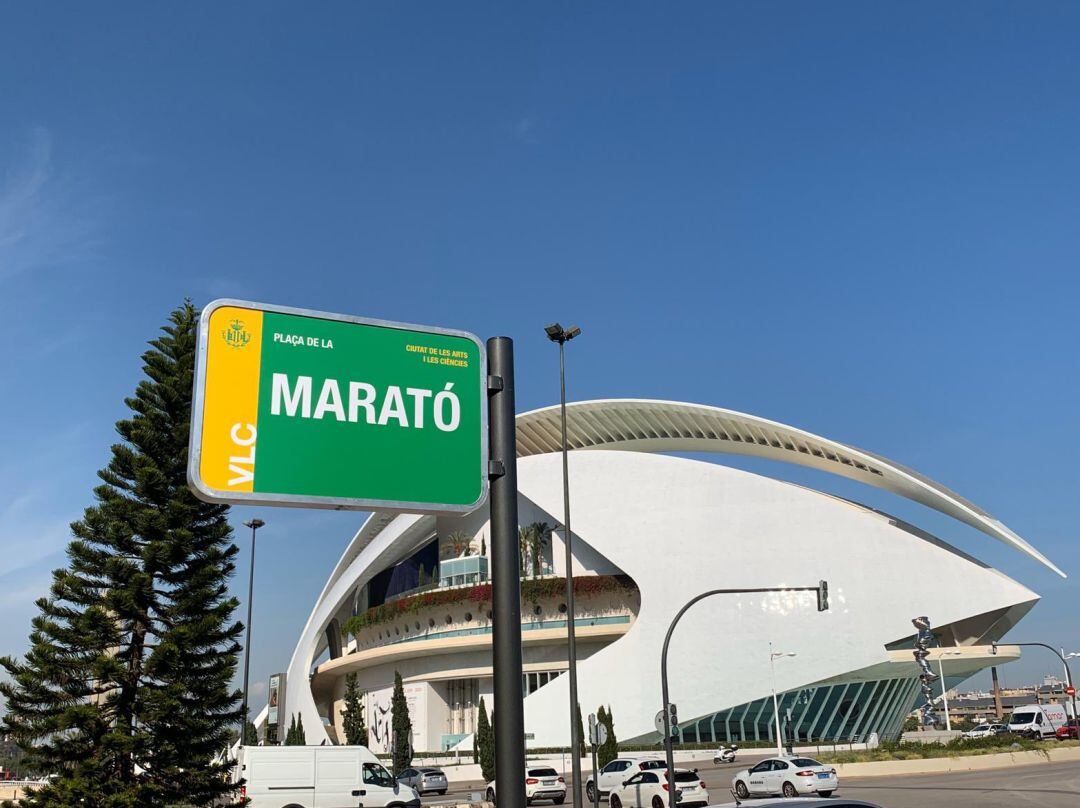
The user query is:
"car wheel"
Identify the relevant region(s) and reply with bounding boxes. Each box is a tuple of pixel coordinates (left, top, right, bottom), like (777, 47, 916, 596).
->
(526, 799, 533, 806)
(819, 791, 833, 798)
(554, 796, 565, 805)
(438, 791, 447, 796)
(652, 796, 665, 808)
(610, 796, 622, 808)
(782, 782, 798, 798)
(734, 781, 749, 799)
(586, 783, 596, 803)
(487, 787, 496, 803)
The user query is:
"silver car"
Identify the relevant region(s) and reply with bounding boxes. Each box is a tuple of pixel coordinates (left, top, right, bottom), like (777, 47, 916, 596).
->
(397, 766, 448, 795)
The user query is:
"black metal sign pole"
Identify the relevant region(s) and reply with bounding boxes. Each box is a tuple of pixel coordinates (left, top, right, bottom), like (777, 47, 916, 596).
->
(488, 337, 525, 808)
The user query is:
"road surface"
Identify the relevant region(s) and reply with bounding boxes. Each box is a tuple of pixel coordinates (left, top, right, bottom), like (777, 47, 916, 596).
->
(418, 757, 1080, 808)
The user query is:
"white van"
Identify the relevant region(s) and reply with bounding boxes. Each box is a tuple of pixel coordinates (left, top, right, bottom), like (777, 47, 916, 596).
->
(237, 746, 421, 808)
(1007, 704, 1068, 739)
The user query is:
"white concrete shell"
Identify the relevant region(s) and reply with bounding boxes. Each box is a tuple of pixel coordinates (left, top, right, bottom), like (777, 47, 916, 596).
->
(277, 400, 1057, 747)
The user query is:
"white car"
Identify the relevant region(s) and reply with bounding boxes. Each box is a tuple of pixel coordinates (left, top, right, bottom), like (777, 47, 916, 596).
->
(486, 766, 566, 805)
(585, 756, 666, 802)
(731, 756, 838, 799)
(963, 722, 1008, 739)
(608, 768, 708, 808)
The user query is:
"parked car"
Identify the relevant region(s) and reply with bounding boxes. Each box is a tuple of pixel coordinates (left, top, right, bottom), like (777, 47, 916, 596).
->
(486, 766, 566, 805)
(962, 722, 1009, 739)
(1055, 718, 1080, 740)
(585, 756, 666, 802)
(236, 746, 420, 808)
(1008, 703, 1069, 739)
(731, 756, 838, 799)
(396, 766, 448, 795)
(607, 768, 708, 808)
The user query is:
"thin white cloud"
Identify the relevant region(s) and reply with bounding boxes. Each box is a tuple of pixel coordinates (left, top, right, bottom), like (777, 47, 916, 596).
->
(508, 115, 540, 145)
(0, 126, 100, 281)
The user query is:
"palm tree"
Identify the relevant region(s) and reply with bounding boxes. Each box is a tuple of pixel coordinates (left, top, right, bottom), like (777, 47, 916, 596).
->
(518, 524, 533, 576)
(528, 521, 554, 577)
(448, 530, 472, 558)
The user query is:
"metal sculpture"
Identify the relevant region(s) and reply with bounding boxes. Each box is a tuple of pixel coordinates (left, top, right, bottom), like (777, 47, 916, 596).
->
(912, 616, 939, 727)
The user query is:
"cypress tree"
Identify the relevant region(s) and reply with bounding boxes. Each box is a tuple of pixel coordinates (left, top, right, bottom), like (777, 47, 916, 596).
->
(243, 720, 259, 745)
(390, 671, 413, 773)
(0, 302, 243, 808)
(597, 705, 618, 768)
(342, 673, 368, 745)
(575, 703, 587, 759)
(476, 697, 495, 783)
(283, 714, 306, 746)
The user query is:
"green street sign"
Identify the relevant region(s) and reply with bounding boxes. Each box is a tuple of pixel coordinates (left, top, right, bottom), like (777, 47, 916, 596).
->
(188, 299, 488, 513)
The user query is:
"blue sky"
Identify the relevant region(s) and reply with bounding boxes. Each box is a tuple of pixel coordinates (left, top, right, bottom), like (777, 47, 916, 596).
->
(1, 2, 1078, 705)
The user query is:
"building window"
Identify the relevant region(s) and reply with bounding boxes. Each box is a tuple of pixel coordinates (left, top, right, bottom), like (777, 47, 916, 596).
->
(522, 669, 566, 697)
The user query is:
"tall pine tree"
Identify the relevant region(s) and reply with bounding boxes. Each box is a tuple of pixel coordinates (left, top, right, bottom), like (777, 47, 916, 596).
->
(341, 672, 368, 746)
(0, 302, 244, 808)
(390, 671, 413, 773)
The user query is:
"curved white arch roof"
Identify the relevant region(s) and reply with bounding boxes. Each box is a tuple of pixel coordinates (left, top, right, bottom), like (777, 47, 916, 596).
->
(516, 399, 1063, 578)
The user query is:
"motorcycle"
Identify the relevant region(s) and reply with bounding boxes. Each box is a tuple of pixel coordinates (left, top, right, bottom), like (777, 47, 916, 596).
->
(713, 744, 738, 764)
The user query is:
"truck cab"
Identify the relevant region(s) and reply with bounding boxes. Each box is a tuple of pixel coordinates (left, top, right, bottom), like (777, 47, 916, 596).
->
(1007, 704, 1068, 739)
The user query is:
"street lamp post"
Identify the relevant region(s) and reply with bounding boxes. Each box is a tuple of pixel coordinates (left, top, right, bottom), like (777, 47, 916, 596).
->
(769, 644, 796, 757)
(659, 582, 829, 808)
(936, 651, 963, 732)
(240, 518, 265, 743)
(545, 322, 583, 808)
(993, 642, 1078, 728)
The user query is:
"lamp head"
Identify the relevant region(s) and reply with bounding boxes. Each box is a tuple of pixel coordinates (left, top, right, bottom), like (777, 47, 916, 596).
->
(545, 323, 582, 343)
(244, 518, 266, 530)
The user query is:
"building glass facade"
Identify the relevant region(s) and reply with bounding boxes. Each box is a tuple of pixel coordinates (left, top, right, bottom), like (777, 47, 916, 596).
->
(675, 676, 922, 745)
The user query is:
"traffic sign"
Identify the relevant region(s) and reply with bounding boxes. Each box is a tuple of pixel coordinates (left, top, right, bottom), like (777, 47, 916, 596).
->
(1067, 686, 1076, 696)
(590, 721, 608, 747)
(189, 299, 488, 513)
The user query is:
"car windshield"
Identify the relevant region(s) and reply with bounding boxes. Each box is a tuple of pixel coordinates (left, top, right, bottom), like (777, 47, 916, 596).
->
(363, 763, 396, 787)
(529, 768, 559, 777)
(673, 771, 700, 783)
(421, 769, 444, 775)
(788, 758, 823, 768)
(639, 760, 666, 770)
(1010, 712, 1037, 723)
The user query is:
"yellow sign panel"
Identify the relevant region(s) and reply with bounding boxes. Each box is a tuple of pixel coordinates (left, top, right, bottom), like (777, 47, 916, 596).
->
(199, 306, 263, 492)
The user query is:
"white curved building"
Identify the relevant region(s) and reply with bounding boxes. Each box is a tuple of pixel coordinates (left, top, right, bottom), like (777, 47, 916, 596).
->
(268, 400, 1061, 752)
